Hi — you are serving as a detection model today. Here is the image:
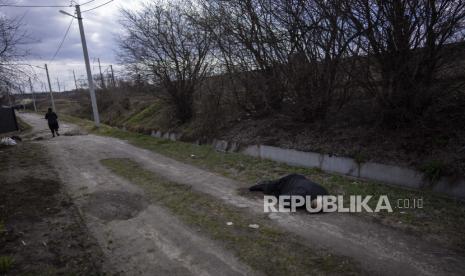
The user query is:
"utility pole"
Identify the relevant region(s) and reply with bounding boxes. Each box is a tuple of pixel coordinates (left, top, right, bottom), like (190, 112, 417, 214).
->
(44, 63, 56, 112)
(73, 70, 78, 90)
(28, 77, 37, 112)
(56, 77, 61, 92)
(75, 5, 100, 126)
(97, 58, 105, 89)
(110, 64, 116, 87)
(6, 84, 12, 107)
(17, 85, 25, 110)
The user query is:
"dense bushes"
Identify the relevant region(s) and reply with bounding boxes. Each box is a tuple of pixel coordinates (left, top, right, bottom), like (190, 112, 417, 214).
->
(118, 0, 465, 131)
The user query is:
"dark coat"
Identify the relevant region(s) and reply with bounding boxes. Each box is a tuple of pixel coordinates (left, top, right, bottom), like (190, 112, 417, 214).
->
(249, 174, 328, 199)
(45, 112, 59, 129)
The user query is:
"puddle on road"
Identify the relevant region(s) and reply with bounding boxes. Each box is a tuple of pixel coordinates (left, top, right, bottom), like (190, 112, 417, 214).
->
(82, 191, 149, 221)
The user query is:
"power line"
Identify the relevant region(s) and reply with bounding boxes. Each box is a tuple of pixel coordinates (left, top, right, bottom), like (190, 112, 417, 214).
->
(2, 63, 45, 70)
(81, 0, 114, 13)
(80, 0, 97, 6)
(0, 4, 71, 8)
(0, 0, 99, 9)
(50, 17, 75, 63)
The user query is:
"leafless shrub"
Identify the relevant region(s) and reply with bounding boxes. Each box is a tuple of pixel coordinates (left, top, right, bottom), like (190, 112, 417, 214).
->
(200, 0, 286, 117)
(344, 0, 465, 127)
(118, 0, 465, 129)
(200, 0, 357, 121)
(0, 12, 28, 104)
(118, 1, 213, 124)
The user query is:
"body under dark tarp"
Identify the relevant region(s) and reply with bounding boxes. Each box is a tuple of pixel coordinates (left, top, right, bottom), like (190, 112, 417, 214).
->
(0, 107, 18, 134)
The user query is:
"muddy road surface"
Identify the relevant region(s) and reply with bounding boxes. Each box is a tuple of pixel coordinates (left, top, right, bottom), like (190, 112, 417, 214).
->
(0, 142, 104, 275)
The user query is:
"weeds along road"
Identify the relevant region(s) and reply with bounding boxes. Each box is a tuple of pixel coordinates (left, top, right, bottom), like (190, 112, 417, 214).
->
(19, 112, 465, 276)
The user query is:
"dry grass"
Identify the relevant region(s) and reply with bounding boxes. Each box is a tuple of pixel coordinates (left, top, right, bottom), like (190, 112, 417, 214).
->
(66, 115, 465, 253)
(102, 158, 361, 275)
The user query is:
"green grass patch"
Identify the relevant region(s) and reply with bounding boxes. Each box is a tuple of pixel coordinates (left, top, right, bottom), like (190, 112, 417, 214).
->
(0, 256, 14, 274)
(102, 158, 360, 275)
(420, 160, 446, 183)
(64, 115, 465, 252)
(124, 101, 162, 125)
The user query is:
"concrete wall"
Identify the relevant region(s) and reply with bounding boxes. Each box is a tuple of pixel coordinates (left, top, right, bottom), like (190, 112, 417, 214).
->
(151, 130, 178, 141)
(148, 129, 465, 198)
(242, 144, 465, 199)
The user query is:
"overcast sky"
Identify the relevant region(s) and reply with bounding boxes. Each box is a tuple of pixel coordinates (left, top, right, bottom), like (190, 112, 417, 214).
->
(1, 0, 145, 92)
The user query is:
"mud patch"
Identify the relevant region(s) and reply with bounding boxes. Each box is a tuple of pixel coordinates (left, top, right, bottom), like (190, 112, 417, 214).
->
(63, 129, 87, 136)
(0, 143, 104, 275)
(82, 191, 148, 221)
(237, 187, 263, 200)
(31, 136, 45, 141)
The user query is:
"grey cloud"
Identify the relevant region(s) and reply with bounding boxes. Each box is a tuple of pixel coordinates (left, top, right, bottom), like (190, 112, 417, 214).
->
(1, 0, 140, 90)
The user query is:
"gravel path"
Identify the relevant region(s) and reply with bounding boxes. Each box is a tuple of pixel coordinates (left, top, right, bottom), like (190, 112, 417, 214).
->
(20, 112, 465, 276)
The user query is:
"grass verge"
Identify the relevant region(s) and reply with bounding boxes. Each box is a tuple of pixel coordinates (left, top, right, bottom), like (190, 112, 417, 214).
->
(0, 255, 14, 274)
(64, 115, 465, 252)
(101, 158, 360, 275)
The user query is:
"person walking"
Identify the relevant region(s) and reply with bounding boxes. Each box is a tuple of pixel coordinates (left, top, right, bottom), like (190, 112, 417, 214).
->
(45, 108, 60, 137)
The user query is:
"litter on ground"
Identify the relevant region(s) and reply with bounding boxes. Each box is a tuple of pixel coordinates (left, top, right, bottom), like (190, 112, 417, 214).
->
(1, 137, 17, 146)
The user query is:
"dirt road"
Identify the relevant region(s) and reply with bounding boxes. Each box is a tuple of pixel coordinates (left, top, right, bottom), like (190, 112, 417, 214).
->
(0, 141, 104, 275)
(20, 113, 255, 275)
(20, 112, 465, 275)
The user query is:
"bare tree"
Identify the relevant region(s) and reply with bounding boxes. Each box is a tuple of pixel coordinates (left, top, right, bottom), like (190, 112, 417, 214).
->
(119, 1, 213, 124)
(0, 12, 28, 104)
(345, 0, 465, 127)
(201, 0, 287, 117)
(119, 0, 465, 129)
(269, 0, 358, 121)
(201, 0, 357, 121)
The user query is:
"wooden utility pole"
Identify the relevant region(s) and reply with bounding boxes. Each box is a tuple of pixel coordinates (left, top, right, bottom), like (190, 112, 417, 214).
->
(20, 85, 26, 110)
(98, 58, 105, 89)
(6, 84, 12, 107)
(73, 70, 78, 90)
(44, 64, 56, 111)
(110, 65, 116, 87)
(56, 77, 61, 92)
(75, 4, 100, 126)
(60, 5, 100, 126)
(28, 77, 37, 112)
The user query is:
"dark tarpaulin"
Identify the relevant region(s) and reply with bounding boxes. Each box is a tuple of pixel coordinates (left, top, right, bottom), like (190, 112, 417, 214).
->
(0, 107, 18, 134)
